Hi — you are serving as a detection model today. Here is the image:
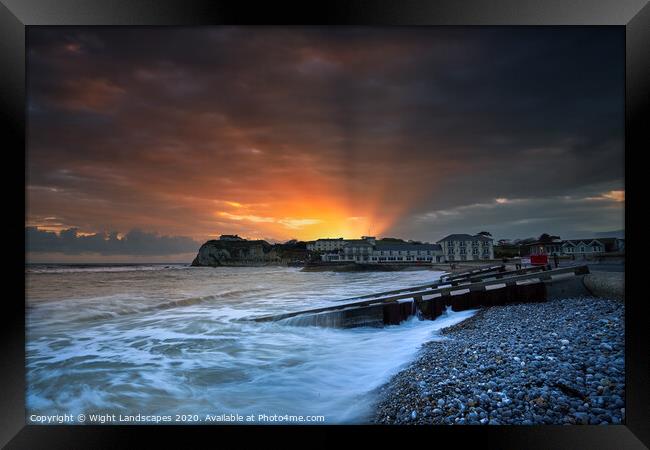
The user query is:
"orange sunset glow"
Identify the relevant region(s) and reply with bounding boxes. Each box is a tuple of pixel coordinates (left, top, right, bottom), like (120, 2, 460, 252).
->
(26, 27, 624, 260)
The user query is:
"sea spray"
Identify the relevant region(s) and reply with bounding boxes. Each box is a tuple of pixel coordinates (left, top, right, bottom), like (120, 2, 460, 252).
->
(27, 265, 475, 424)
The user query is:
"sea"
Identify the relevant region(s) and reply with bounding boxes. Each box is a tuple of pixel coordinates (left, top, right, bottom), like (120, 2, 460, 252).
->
(26, 264, 476, 424)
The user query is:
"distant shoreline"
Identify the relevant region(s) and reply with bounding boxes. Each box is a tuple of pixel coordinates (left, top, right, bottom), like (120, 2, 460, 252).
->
(26, 262, 189, 266)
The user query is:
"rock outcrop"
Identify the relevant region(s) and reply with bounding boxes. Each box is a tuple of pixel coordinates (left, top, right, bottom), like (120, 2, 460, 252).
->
(191, 238, 309, 267)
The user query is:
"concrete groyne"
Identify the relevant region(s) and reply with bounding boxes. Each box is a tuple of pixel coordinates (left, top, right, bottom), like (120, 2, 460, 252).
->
(250, 265, 593, 328)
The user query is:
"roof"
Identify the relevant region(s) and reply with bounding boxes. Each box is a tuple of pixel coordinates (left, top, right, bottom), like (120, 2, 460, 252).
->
(522, 240, 563, 247)
(596, 238, 625, 244)
(375, 242, 442, 251)
(342, 240, 374, 247)
(342, 240, 442, 251)
(314, 238, 344, 241)
(563, 239, 604, 246)
(436, 234, 493, 243)
(587, 237, 621, 244)
(521, 239, 609, 247)
(343, 239, 442, 251)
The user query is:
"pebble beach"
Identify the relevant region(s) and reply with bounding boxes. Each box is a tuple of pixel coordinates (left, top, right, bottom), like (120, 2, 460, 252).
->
(372, 296, 625, 425)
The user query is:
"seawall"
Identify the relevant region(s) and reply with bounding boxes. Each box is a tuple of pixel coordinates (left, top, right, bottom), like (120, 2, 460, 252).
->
(583, 272, 624, 301)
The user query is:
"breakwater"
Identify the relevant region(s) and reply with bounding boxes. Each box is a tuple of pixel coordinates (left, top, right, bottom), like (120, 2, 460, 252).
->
(251, 265, 591, 329)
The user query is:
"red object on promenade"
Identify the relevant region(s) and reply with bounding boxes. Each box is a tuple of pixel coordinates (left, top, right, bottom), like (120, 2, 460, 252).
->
(530, 254, 548, 265)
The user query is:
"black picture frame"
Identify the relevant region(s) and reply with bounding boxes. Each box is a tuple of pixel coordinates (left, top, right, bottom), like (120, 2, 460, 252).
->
(2, 0, 648, 448)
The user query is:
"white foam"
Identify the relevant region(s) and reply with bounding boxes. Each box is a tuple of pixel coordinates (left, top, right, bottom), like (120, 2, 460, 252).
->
(26, 267, 463, 423)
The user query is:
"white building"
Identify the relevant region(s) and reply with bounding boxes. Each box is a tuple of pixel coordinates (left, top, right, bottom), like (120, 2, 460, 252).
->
(524, 238, 624, 256)
(437, 234, 494, 261)
(306, 238, 345, 252)
(560, 239, 625, 256)
(322, 237, 444, 264)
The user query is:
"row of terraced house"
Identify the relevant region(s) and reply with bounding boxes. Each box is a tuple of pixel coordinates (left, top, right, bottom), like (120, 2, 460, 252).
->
(307, 233, 495, 264)
(520, 238, 625, 257)
(306, 233, 625, 265)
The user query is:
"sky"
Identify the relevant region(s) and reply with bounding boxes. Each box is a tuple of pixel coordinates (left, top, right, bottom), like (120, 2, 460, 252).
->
(26, 27, 625, 262)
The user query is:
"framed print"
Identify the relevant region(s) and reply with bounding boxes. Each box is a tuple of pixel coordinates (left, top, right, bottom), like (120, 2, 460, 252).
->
(2, 0, 648, 448)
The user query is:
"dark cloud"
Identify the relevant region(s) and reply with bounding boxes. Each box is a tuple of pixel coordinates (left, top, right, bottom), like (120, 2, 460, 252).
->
(26, 227, 200, 256)
(26, 27, 624, 252)
(390, 192, 625, 243)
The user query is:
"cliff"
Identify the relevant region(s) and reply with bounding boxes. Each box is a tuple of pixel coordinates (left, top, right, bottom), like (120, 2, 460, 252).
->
(191, 239, 309, 267)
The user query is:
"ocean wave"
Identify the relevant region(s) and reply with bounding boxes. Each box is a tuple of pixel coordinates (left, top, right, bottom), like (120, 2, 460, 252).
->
(74, 296, 217, 322)
(31, 287, 267, 324)
(26, 264, 190, 274)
